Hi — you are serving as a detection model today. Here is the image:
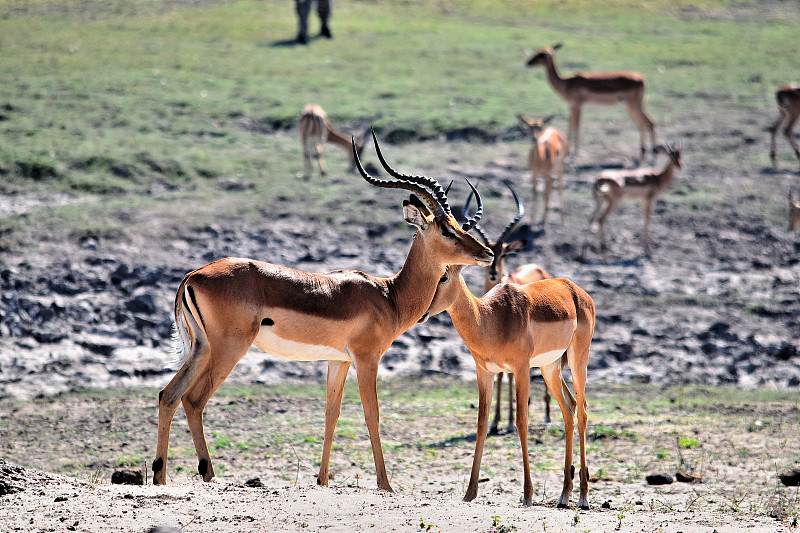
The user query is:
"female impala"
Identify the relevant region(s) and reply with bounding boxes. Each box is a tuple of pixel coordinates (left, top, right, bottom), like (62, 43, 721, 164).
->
(517, 114, 569, 225)
(422, 260, 594, 509)
(769, 84, 800, 167)
(526, 43, 656, 159)
(298, 104, 365, 179)
(462, 182, 554, 434)
(153, 131, 494, 491)
(589, 143, 681, 254)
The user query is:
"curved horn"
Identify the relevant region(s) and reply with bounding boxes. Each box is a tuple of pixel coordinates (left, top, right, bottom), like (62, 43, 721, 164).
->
(460, 183, 490, 245)
(353, 134, 446, 219)
(496, 180, 525, 244)
(461, 178, 484, 232)
(371, 129, 451, 217)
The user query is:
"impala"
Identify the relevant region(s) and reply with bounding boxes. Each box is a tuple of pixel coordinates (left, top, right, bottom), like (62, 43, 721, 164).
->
(517, 114, 569, 225)
(790, 189, 800, 232)
(461, 182, 554, 434)
(423, 260, 594, 509)
(298, 104, 365, 179)
(769, 84, 800, 167)
(526, 43, 656, 159)
(589, 143, 681, 254)
(152, 131, 494, 490)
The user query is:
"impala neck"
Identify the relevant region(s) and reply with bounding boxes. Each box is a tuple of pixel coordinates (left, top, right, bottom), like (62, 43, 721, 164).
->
(386, 233, 447, 330)
(446, 272, 483, 336)
(325, 121, 358, 162)
(656, 160, 678, 191)
(543, 55, 569, 97)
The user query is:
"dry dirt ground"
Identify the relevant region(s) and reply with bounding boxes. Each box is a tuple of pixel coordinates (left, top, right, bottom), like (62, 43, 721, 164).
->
(1, 382, 799, 532)
(2, 90, 800, 530)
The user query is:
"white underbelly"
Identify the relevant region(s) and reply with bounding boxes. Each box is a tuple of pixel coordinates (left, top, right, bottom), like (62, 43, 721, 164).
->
(252, 328, 352, 362)
(529, 348, 565, 368)
(484, 347, 566, 374)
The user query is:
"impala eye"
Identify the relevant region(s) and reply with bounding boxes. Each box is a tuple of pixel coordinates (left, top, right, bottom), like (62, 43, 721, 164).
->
(441, 226, 456, 239)
(439, 273, 449, 284)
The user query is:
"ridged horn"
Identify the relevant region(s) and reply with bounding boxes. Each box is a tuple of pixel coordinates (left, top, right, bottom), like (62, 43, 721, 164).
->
(496, 180, 525, 244)
(353, 133, 446, 219)
(370, 129, 451, 218)
(461, 184, 490, 246)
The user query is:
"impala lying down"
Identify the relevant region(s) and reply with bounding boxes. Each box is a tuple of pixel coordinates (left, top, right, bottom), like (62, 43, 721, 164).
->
(153, 131, 493, 490)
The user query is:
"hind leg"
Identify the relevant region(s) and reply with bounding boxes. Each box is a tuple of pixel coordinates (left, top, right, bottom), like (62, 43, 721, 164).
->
(539, 361, 577, 508)
(181, 343, 251, 482)
(153, 344, 209, 485)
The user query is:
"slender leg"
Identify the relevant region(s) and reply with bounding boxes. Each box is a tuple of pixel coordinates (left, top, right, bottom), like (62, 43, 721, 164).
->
(294, 0, 311, 44)
(569, 105, 582, 157)
(317, 0, 332, 38)
(642, 199, 653, 255)
(153, 345, 209, 485)
(542, 172, 553, 225)
(505, 372, 516, 434)
(625, 96, 656, 160)
(354, 357, 392, 491)
(464, 367, 494, 502)
(539, 361, 577, 508)
(490, 372, 503, 435)
(514, 365, 533, 506)
(770, 113, 786, 167)
(182, 343, 252, 483)
(302, 141, 313, 179)
(568, 338, 591, 510)
(318, 360, 351, 486)
(597, 199, 617, 253)
(543, 380, 552, 424)
(531, 173, 540, 224)
(316, 144, 326, 177)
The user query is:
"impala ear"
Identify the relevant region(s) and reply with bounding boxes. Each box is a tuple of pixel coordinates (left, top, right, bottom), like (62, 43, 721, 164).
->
(504, 239, 528, 254)
(403, 196, 432, 229)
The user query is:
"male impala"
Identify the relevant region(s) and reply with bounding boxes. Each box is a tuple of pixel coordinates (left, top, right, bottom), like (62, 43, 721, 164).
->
(589, 143, 682, 254)
(298, 104, 365, 179)
(526, 43, 656, 159)
(462, 182, 554, 434)
(517, 114, 569, 225)
(789, 189, 800, 232)
(152, 132, 493, 490)
(423, 258, 594, 509)
(769, 84, 800, 168)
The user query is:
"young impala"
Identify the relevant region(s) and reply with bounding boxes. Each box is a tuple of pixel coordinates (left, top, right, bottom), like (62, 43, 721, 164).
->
(422, 257, 594, 509)
(298, 104, 365, 179)
(153, 131, 494, 490)
(769, 84, 800, 168)
(526, 43, 656, 159)
(462, 182, 554, 434)
(517, 114, 569, 225)
(589, 143, 682, 255)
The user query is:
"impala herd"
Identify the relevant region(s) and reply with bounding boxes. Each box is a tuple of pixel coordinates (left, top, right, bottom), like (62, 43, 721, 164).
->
(154, 42, 799, 511)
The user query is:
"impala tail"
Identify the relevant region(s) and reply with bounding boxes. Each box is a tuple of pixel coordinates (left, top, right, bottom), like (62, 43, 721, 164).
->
(168, 273, 207, 368)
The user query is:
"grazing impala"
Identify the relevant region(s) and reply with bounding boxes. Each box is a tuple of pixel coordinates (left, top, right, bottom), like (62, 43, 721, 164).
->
(422, 259, 594, 509)
(462, 182, 554, 433)
(517, 114, 569, 225)
(589, 143, 682, 254)
(152, 131, 494, 490)
(298, 104, 365, 179)
(526, 43, 656, 159)
(770, 84, 800, 168)
(790, 189, 800, 232)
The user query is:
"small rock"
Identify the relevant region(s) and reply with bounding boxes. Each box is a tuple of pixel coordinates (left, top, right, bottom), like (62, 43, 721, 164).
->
(645, 473, 673, 485)
(779, 468, 800, 487)
(111, 470, 143, 486)
(676, 471, 703, 483)
(244, 477, 263, 488)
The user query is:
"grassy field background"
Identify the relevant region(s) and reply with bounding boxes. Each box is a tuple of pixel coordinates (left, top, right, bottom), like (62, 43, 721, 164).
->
(1, 0, 798, 241)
